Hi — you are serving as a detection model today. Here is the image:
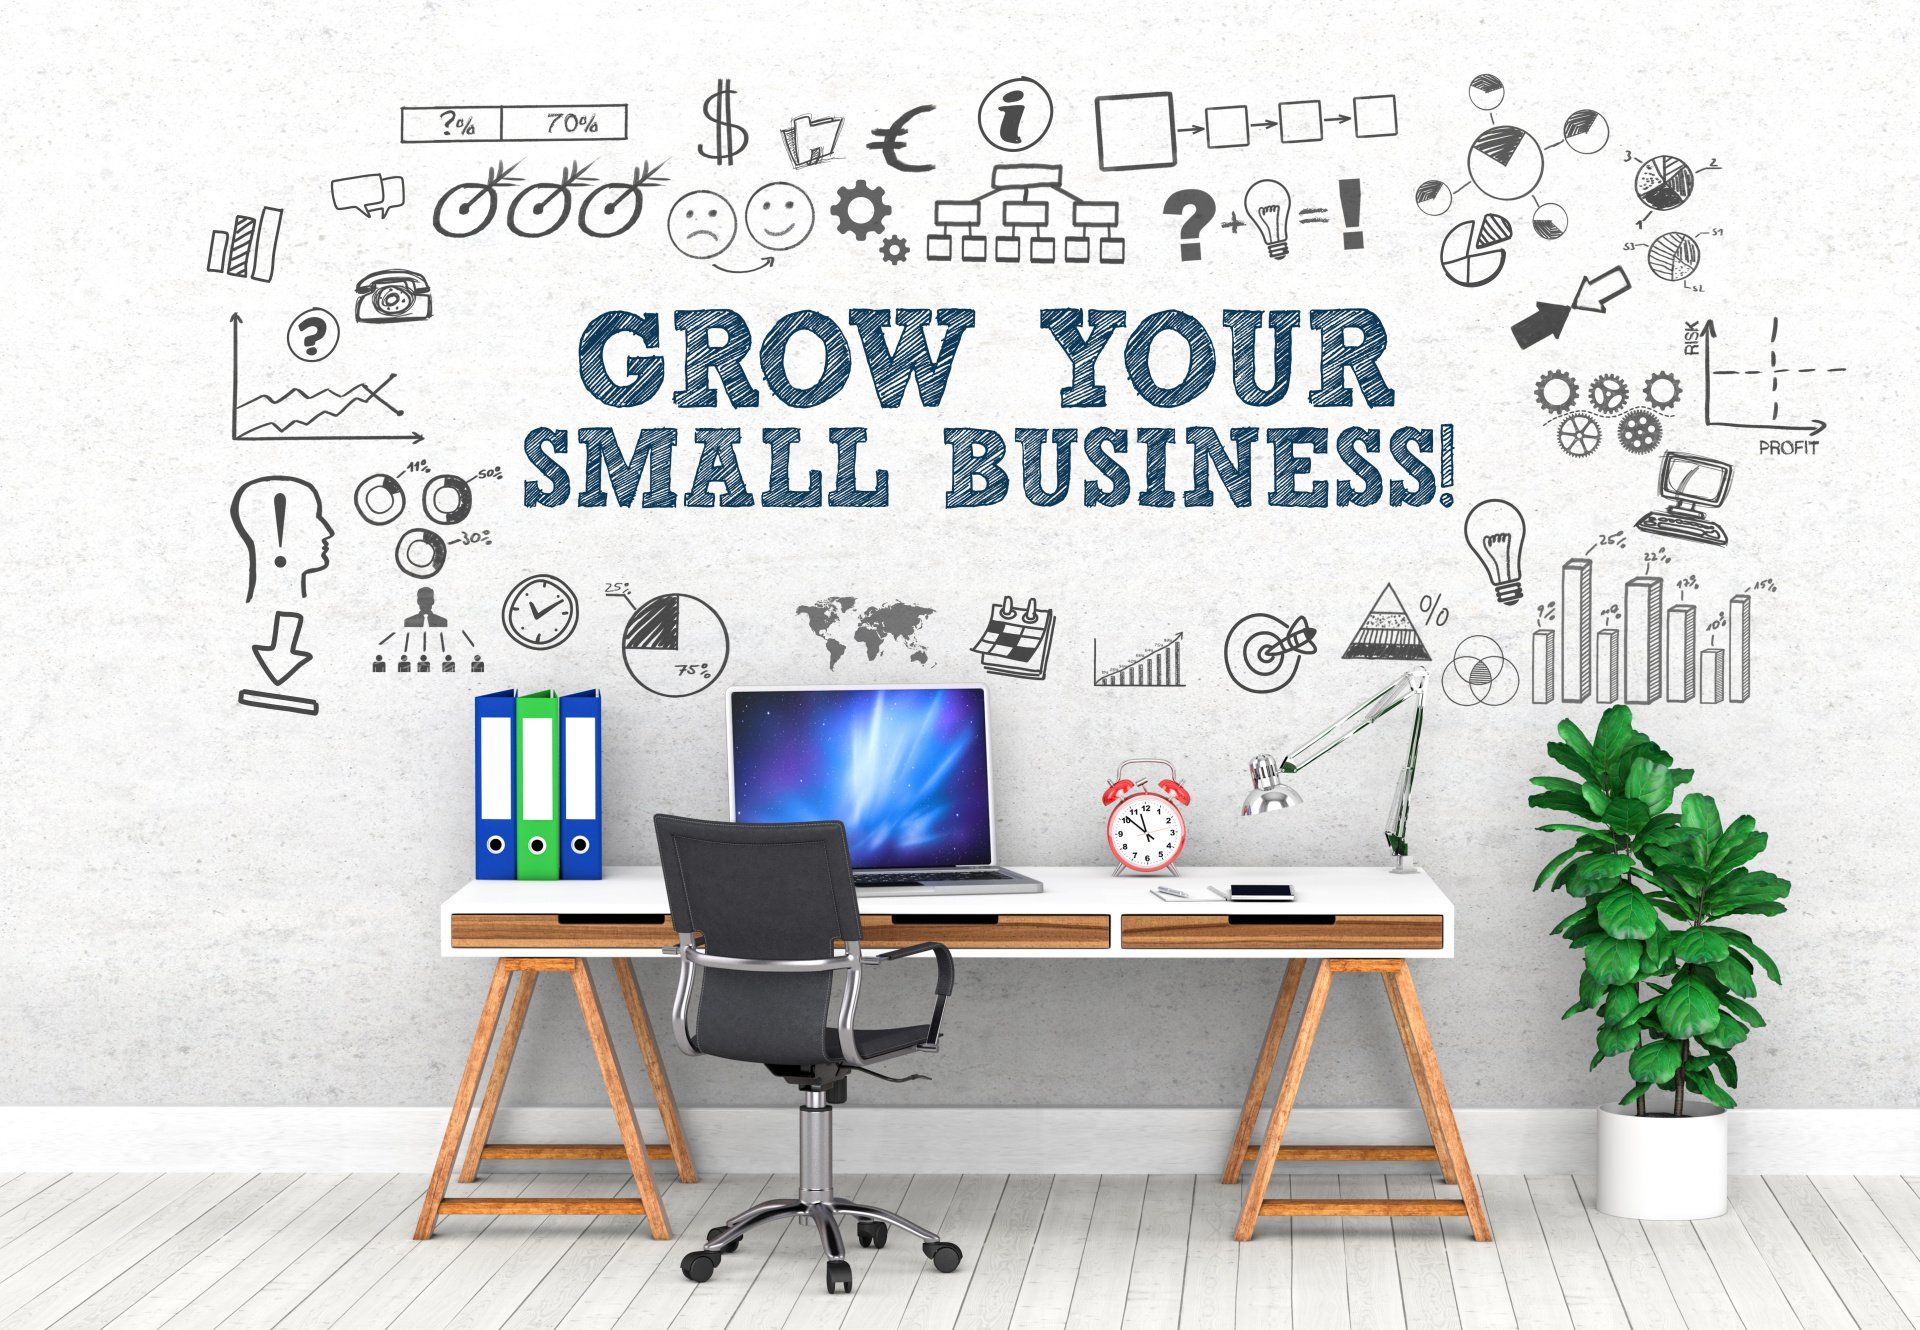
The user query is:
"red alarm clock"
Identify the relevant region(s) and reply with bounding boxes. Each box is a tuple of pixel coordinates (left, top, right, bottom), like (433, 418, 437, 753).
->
(1101, 758, 1191, 874)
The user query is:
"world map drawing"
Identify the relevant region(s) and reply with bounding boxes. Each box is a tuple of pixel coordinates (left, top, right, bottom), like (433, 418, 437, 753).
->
(796, 597, 936, 668)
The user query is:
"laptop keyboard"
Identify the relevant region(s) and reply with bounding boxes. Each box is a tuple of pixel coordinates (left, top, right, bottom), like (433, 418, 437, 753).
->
(854, 868, 1010, 886)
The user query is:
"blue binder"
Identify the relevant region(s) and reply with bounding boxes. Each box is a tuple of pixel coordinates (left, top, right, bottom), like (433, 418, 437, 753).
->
(473, 689, 518, 879)
(560, 688, 603, 879)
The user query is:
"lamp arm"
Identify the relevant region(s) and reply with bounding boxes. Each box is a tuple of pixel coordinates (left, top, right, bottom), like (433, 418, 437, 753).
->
(1273, 668, 1426, 869)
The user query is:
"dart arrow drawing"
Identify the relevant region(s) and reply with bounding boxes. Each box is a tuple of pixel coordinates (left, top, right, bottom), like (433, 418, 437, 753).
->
(1510, 266, 1634, 349)
(251, 611, 313, 685)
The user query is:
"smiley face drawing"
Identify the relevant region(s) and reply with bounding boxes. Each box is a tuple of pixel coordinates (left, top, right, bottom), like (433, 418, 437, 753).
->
(743, 181, 815, 251)
(667, 190, 737, 259)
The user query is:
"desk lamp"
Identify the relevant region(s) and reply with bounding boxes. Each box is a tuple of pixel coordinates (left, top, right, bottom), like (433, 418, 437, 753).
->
(1241, 668, 1427, 874)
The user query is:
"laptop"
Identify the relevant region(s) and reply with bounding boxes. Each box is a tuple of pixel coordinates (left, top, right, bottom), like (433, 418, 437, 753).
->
(727, 684, 1041, 896)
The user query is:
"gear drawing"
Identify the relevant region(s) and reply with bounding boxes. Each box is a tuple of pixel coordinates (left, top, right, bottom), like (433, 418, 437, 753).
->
(1643, 370, 1683, 411)
(1589, 372, 1629, 415)
(1556, 412, 1602, 457)
(1618, 408, 1663, 453)
(830, 179, 891, 240)
(879, 234, 909, 265)
(1534, 369, 1578, 414)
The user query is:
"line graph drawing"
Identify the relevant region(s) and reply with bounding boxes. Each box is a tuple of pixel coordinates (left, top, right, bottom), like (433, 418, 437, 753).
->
(1699, 317, 1842, 437)
(228, 313, 422, 443)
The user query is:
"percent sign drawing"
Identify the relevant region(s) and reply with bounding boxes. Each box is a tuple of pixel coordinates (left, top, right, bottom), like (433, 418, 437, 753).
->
(1420, 593, 1451, 626)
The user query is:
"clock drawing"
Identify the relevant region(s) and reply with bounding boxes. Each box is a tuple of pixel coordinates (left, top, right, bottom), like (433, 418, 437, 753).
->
(1101, 758, 1192, 874)
(501, 573, 579, 650)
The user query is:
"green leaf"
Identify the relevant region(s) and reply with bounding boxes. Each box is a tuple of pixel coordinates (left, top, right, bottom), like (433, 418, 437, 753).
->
(1620, 1082, 1654, 1106)
(1671, 929, 1731, 963)
(1596, 1023, 1640, 1056)
(1535, 845, 1584, 893)
(1602, 985, 1641, 1023)
(1680, 792, 1723, 838)
(1641, 927, 1675, 974)
(1629, 1039, 1683, 1085)
(1625, 756, 1676, 813)
(1577, 968, 1608, 1011)
(1530, 790, 1595, 817)
(1584, 935, 1644, 986)
(1705, 871, 1791, 919)
(1597, 888, 1658, 940)
(1709, 1049, 1740, 1089)
(1698, 1015, 1749, 1050)
(1718, 991, 1766, 1029)
(1710, 955, 1758, 999)
(1714, 928, 1782, 983)
(1582, 783, 1610, 818)
(1547, 740, 1598, 783)
(1557, 718, 1595, 761)
(1687, 1072, 1738, 1109)
(1593, 705, 1640, 767)
(1602, 796, 1652, 834)
(1551, 903, 1597, 937)
(1656, 976, 1722, 1039)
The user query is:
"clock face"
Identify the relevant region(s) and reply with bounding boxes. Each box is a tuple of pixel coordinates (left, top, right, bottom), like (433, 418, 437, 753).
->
(501, 574, 579, 650)
(1107, 792, 1187, 871)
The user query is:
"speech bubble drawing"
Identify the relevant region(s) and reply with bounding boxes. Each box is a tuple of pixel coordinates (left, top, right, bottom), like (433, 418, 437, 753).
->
(330, 173, 406, 219)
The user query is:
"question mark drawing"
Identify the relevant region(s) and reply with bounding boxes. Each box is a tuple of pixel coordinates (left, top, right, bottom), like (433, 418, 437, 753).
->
(286, 308, 340, 362)
(1162, 189, 1216, 261)
(440, 109, 458, 137)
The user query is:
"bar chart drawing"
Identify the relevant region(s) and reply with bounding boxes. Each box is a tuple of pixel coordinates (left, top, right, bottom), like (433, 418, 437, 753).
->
(207, 206, 283, 283)
(1528, 559, 1754, 704)
(1094, 633, 1185, 687)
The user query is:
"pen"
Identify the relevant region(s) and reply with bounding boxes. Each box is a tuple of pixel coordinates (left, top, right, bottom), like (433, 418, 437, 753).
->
(1149, 884, 1193, 901)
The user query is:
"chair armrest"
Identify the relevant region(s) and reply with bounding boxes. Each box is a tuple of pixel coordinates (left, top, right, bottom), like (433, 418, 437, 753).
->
(663, 937, 859, 1058)
(866, 941, 955, 1049)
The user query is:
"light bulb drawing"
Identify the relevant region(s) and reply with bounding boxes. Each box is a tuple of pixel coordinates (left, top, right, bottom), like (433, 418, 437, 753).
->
(1244, 178, 1291, 260)
(1464, 498, 1528, 605)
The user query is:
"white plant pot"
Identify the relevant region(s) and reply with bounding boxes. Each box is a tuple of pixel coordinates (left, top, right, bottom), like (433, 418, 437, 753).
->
(1596, 1102, 1728, 1219)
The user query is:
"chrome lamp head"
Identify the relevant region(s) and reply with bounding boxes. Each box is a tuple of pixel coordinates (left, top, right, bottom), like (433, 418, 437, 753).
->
(1242, 753, 1303, 817)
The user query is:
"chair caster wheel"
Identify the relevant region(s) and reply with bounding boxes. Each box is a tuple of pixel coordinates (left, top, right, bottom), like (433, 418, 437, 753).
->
(681, 1251, 718, 1283)
(856, 1219, 889, 1249)
(825, 1258, 852, 1294)
(705, 1225, 741, 1254)
(923, 1240, 963, 1273)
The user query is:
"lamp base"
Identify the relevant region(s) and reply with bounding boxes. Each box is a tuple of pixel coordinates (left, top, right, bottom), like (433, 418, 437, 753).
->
(1389, 856, 1420, 875)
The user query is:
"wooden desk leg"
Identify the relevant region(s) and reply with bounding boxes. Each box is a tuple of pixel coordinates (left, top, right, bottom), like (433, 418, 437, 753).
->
(613, 957, 698, 1183)
(1380, 968, 1454, 1185)
(458, 968, 537, 1184)
(1222, 958, 1306, 1184)
(1385, 961, 1492, 1241)
(414, 959, 513, 1240)
(570, 960, 672, 1239)
(1234, 960, 1331, 1241)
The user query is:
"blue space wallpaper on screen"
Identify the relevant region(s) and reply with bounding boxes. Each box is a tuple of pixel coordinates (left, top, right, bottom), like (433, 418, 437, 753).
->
(729, 687, 994, 868)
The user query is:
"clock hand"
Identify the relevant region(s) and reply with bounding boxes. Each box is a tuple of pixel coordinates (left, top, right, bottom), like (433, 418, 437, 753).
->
(529, 598, 565, 619)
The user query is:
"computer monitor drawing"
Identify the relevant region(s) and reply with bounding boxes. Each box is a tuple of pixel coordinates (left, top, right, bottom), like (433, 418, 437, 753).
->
(1635, 452, 1732, 547)
(727, 685, 1038, 894)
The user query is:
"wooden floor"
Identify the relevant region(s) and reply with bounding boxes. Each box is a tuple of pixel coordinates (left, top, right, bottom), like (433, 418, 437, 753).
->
(0, 1171, 1917, 1328)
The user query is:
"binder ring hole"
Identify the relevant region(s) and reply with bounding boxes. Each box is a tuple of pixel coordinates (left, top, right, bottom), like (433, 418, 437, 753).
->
(571, 836, 590, 853)
(528, 836, 546, 855)
(486, 835, 505, 854)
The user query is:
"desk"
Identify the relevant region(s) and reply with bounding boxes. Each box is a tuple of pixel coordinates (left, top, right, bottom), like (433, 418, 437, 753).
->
(425, 865, 1489, 1243)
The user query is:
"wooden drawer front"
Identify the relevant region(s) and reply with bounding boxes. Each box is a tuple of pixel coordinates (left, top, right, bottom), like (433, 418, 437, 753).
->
(856, 914, 1109, 949)
(451, 913, 678, 949)
(1120, 914, 1444, 950)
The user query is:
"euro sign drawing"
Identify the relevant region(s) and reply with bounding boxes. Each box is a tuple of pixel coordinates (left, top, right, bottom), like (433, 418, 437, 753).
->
(700, 78, 749, 165)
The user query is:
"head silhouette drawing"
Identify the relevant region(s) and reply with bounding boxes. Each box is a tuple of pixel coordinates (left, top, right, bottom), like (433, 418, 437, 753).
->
(232, 476, 333, 602)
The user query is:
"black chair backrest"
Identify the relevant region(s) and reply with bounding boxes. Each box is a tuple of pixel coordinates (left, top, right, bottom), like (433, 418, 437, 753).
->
(653, 814, 865, 1065)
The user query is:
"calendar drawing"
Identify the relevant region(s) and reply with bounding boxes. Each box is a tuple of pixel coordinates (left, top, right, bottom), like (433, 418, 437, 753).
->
(971, 596, 1057, 680)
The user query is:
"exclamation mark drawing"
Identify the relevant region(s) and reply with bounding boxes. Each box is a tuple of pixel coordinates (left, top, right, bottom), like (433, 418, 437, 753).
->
(1339, 178, 1363, 250)
(272, 493, 289, 568)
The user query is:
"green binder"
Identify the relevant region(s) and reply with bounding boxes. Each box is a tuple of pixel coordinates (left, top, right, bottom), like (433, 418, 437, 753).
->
(514, 689, 561, 879)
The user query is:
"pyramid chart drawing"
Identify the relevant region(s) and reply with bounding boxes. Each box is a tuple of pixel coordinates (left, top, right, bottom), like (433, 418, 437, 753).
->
(1341, 584, 1431, 661)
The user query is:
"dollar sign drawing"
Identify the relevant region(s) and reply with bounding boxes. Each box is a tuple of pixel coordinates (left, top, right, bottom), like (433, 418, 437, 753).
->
(699, 78, 748, 165)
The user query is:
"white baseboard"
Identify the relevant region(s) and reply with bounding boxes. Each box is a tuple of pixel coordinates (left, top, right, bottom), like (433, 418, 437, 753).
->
(1, 1106, 1913, 1175)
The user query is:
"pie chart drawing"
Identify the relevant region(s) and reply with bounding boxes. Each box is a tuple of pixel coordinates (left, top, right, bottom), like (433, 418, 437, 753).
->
(1439, 216, 1508, 288)
(621, 593, 729, 697)
(1635, 155, 1695, 212)
(1467, 125, 1544, 201)
(1647, 231, 1701, 281)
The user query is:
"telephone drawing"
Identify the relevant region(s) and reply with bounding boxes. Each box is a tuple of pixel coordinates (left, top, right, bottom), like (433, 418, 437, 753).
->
(354, 268, 434, 324)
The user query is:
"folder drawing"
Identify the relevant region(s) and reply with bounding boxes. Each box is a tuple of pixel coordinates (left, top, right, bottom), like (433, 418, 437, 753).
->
(472, 689, 517, 879)
(560, 689, 603, 879)
(515, 689, 561, 880)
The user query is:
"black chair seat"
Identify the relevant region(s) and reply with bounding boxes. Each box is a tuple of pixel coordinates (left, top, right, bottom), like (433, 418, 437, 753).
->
(826, 1024, 931, 1062)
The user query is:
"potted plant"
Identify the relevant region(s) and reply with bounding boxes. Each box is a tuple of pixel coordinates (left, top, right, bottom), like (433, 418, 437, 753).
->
(1529, 705, 1789, 1220)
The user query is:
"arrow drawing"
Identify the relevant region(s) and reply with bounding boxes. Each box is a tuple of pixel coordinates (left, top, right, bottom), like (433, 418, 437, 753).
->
(1510, 266, 1633, 349)
(251, 610, 313, 686)
(229, 314, 424, 443)
(1701, 318, 1840, 437)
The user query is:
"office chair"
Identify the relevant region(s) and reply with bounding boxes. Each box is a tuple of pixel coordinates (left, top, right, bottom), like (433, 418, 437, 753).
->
(653, 814, 964, 1295)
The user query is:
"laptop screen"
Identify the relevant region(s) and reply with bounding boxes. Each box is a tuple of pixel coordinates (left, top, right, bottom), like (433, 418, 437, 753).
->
(728, 686, 995, 870)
